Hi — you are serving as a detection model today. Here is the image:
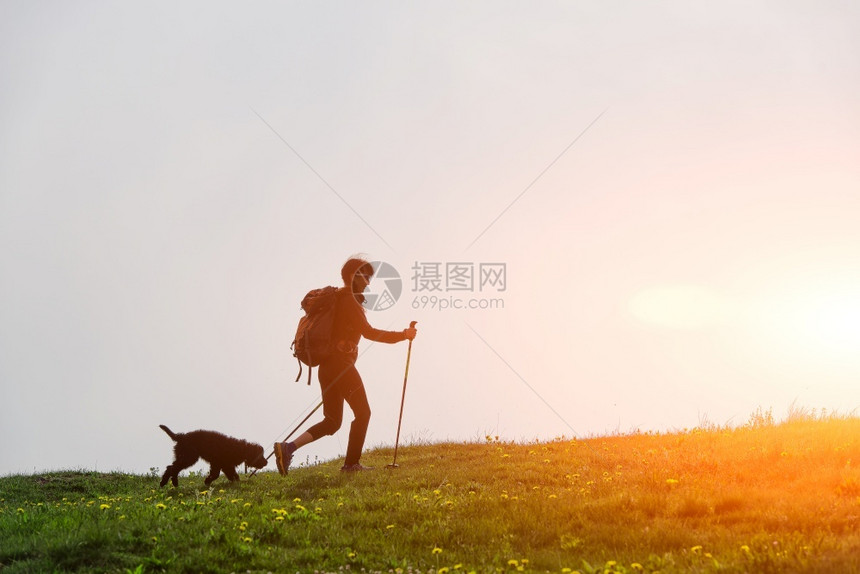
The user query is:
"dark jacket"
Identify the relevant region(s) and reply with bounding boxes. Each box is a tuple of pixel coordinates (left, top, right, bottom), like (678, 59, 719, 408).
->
(330, 288, 405, 362)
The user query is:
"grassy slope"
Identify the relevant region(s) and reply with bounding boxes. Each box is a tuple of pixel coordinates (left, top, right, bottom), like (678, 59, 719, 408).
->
(2, 415, 860, 573)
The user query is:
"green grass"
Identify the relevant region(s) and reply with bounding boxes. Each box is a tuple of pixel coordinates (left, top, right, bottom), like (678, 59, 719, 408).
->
(3, 411, 860, 573)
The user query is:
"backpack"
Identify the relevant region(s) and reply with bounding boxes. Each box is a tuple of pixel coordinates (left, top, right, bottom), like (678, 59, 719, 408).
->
(291, 286, 339, 385)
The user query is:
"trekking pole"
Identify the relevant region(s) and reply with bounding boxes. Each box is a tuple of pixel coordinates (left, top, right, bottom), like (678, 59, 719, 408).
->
(249, 400, 323, 477)
(387, 321, 417, 469)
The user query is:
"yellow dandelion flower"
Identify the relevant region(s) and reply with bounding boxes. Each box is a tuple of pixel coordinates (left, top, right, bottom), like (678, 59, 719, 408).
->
(666, 478, 679, 486)
(386, 524, 395, 529)
(100, 504, 111, 510)
(508, 559, 519, 566)
(293, 497, 302, 503)
(155, 503, 167, 510)
(691, 545, 703, 554)
(439, 568, 450, 574)
(630, 564, 644, 571)
(275, 516, 284, 521)
(242, 536, 252, 543)
(432, 546, 443, 554)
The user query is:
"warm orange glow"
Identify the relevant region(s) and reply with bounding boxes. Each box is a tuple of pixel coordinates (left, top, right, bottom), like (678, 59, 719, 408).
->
(745, 289, 860, 367)
(629, 282, 860, 382)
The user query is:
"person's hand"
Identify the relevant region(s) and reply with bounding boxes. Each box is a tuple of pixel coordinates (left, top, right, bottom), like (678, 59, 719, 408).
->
(404, 326, 417, 341)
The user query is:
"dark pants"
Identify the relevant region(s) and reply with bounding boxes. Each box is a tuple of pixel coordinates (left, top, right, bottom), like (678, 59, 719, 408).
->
(305, 356, 370, 466)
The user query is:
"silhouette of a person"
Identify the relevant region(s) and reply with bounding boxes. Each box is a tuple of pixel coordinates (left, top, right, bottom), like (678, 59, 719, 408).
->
(275, 256, 417, 472)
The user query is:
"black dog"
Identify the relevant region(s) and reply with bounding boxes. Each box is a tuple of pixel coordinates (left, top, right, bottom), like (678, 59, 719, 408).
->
(158, 424, 267, 487)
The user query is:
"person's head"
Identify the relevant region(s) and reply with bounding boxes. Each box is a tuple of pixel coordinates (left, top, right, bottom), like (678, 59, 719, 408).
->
(341, 256, 373, 294)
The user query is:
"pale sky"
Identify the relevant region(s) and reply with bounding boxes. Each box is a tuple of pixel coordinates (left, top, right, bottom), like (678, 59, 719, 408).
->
(2, 2, 859, 476)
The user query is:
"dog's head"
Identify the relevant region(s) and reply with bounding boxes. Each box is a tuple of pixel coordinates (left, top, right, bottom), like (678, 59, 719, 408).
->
(245, 443, 268, 469)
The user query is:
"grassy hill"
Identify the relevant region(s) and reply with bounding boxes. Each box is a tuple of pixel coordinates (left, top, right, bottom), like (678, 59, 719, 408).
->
(3, 411, 860, 573)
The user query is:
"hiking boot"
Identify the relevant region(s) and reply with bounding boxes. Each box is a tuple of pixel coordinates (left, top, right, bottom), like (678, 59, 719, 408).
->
(274, 442, 294, 476)
(340, 463, 374, 472)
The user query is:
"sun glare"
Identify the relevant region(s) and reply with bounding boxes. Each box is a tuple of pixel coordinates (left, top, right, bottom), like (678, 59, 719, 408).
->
(803, 294, 860, 349)
(750, 290, 860, 361)
(630, 282, 860, 375)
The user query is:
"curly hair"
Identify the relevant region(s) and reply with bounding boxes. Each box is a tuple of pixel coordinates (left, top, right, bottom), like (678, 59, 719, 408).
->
(341, 256, 373, 285)
(341, 256, 373, 305)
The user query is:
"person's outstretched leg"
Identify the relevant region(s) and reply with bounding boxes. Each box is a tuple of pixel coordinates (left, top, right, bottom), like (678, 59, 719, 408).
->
(276, 359, 349, 475)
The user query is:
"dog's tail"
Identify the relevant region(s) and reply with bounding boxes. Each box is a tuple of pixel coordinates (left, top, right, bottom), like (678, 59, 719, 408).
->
(159, 424, 178, 441)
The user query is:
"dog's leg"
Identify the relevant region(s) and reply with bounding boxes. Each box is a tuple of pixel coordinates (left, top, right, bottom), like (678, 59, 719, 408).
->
(160, 464, 183, 488)
(223, 466, 240, 482)
(160, 466, 173, 488)
(204, 465, 221, 486)
(163, 453, 199, 487)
